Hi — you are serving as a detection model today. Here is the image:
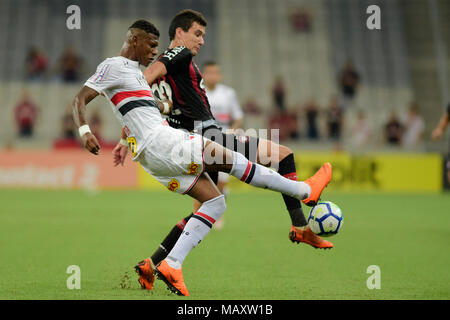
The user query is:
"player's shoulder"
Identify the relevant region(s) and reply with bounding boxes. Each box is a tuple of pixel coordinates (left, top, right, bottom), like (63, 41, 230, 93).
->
(161, 46, 192, 61)
(96, 56, 130, 70)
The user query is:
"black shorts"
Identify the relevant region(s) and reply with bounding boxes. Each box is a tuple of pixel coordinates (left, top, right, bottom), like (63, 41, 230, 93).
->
(201, 126, 260, 185)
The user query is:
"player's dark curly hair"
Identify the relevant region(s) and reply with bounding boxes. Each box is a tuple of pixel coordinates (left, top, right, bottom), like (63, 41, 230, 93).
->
(129, 19, 160, 37)
(169, 9, 207, 41)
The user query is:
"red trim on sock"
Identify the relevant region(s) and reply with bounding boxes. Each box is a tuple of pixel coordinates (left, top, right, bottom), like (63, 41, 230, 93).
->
(195, 212, 216, 224)
(176, 219, 187, 230)
(240, 161, 252, 182)
(283, 172, 298, 181)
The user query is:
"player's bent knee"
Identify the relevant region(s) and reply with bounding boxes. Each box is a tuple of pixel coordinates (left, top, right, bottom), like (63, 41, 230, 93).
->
(198, 194, 226, 222)
(278, 144, 293, 161)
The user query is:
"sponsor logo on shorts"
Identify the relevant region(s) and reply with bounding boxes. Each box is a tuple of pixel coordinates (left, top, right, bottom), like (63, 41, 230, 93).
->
(168, 178, 180, 192)
(187, 162, 200, 175)
(126, 136, 137, 157)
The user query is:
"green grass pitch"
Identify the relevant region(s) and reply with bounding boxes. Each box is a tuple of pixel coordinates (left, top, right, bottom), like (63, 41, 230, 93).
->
(0, 189, 449, 300)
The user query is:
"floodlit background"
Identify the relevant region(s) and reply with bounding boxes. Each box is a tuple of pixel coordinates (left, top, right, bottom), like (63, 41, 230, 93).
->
(0, 0, 449, 300)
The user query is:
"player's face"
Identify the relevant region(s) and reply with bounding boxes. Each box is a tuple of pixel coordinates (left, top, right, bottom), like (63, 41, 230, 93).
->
(137, 33, 159, 67)
(178, 22, 205, 56)
(203, 65, 221, 87)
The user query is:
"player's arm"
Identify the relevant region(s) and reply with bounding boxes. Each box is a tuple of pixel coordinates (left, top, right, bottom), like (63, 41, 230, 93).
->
(143, 61, 167, 86)
(143, 62, 173, 115)
(432, 109, 449, 140)
(143, 46, 192, 84)
(72, 86, 101, 155)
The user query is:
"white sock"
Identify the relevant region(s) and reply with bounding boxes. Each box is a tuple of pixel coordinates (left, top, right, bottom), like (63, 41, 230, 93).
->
(166, 220, 207, 269)
(229, 152, 311, 200)
(166, 195, 226, 269)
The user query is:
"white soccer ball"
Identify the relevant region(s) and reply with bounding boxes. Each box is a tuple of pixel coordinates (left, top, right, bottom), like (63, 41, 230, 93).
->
(307, 201, 343, 237)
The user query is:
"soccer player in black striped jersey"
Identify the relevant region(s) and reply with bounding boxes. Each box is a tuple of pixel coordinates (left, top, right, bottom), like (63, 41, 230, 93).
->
(136, 9, 334, 290)
(432, 103, 450, 187)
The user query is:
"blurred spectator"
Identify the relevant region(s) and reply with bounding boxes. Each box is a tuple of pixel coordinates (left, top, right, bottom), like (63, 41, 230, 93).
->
(14, 89, 39, 138)
(272, 76, 286, 111)
(384, 111, 403, 145)
(58, 47, 83, 83)
(431, 103, 450, 188)
(25, 47, 48, 81)
(350, 110, 372, 148)
(53, 107, 80, 149)
(326, 95, 344, 142)
(304, 98, 320, 140)
(243, 97, 262, 115)
(90, 110, 103, 141)
(339, 60, 360, 108)
(268, 110, 299, 142)
(62, 110, 76, 139)
(402, 103, 425, 149)
(288, 7, 312, 33)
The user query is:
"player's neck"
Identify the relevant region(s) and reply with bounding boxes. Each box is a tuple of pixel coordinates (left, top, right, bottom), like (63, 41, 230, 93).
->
(120, 44, 138, 63)
(169, 40, 185, 49)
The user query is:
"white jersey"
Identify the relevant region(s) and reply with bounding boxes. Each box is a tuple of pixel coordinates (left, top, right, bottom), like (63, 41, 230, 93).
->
(85, 56, 164, 159)
(205, 84, 243, 130)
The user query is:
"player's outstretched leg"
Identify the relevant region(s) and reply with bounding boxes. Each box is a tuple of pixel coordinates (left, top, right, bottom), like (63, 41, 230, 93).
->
(257, 139, 333, 248)
(212, 145, 331, 203)
(227, 148, 334, 249)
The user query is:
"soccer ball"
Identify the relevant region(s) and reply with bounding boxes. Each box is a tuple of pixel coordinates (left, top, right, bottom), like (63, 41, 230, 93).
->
(307, 201, 343, 237)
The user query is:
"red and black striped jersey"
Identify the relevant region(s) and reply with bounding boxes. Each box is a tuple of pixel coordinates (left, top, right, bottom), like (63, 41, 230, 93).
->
(151, 46, 215, 131)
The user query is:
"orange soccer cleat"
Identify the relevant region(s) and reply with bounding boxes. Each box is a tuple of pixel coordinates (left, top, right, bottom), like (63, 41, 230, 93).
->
(302, 162, 332, 207)
(155, 259, 190, 296)
(135, 258, 155, 290)
(289, 225, 334, 249)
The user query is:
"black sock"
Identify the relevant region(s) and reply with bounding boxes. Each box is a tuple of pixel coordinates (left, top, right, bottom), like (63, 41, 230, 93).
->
(151, 213, 193, 266)
(278, 154, 308, 227)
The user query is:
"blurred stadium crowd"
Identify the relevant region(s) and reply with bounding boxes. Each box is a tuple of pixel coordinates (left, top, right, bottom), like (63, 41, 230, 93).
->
(1, 0, 449, 156)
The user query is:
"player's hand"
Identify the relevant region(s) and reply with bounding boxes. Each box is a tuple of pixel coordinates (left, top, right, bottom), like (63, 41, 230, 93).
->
(162, 98, 173, 115)
(82, 133, 100, 155)
(112, 143, 128, 167)
(432, 127, 443, 140)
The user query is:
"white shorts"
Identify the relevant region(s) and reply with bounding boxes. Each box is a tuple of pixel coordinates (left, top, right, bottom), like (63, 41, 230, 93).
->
(138, 126, 205, 194)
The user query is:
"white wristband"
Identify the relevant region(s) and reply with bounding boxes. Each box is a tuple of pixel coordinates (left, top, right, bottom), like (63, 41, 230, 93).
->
(78, 124, 91, 137)
(119, 138, 128, 146)
(162, 102, 170, 114)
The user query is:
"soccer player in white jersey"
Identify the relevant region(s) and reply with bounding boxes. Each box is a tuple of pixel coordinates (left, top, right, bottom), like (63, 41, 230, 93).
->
(72, 20, 332, 296)
(203, 60, 244, 229)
